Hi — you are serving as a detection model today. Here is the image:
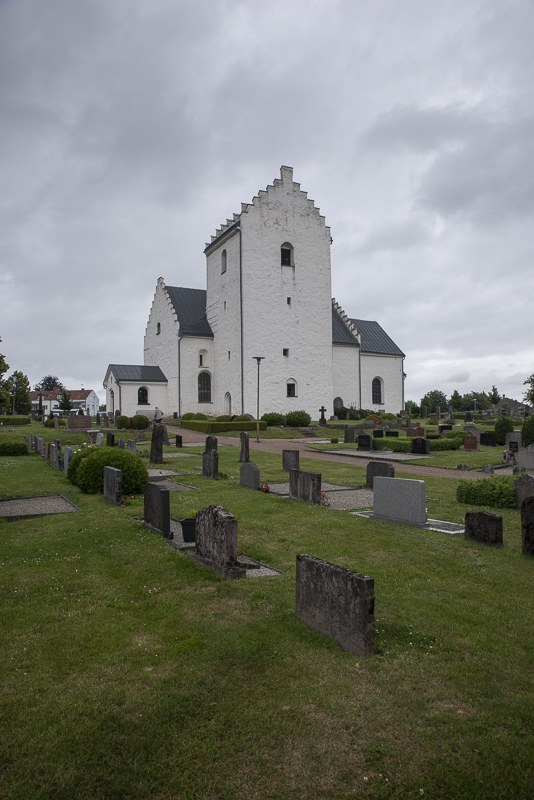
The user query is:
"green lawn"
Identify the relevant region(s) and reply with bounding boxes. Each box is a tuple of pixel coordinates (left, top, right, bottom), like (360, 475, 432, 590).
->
(310, 441, 505, 471)
(1, 427, 534, 799)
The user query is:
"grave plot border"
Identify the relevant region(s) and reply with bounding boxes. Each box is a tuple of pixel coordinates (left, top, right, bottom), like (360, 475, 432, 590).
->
(0, 494, 81, 522)
(351, 510, 464, 535)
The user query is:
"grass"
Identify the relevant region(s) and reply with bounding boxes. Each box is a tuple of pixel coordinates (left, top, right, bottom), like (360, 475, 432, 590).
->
(309, 441, 505, 471)
(1, 426, 534, 798)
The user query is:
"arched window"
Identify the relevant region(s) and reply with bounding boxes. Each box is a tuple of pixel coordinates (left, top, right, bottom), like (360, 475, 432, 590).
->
(198, 372, 212, 403)
(156, 322, 161, 335)
(334, 396, 344, 409)
(372, 378, 383, 405)
(138, 387, 148, 405)
(221, 249, 227, 274)
(281, 242, 294, 267)
(287, 378, 297, 397)
(109, 389, 114, 413)
(224, 392, 232, 415)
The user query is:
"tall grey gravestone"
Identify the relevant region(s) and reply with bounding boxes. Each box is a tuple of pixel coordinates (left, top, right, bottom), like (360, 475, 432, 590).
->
(239, 431, 250, 463)
(464, 511, 503, 547)
(516, 444, 534, 472)
(521, 497, 534, 556)
(64, 446, 73, 476)
(117, 439, 124, 449)
(103, 466, 122, 505)
(282, 449, 300, 472)
(203, 449, 218, 479)
(344, 427, 355, 444)
(150, 422, 165, 464)
(514, 474, 534, 509)
(96, 432, 104, 446)
(49, 444, 56, 467)
(240, 462, 260, 489)
(366, 461, 395, 489)
(373, 477, 427, 526)
(55, 439, 63, 471)
(435, 406, 441, 420)
(144, 482, 171, 537)
(193, 505, 246, 579)
(289, 469, 322, 505)
(205, 435, 218, 452)
(127, 440, 137, 453)
(421, 406, 428, 419)
(296, 554, 374, 658)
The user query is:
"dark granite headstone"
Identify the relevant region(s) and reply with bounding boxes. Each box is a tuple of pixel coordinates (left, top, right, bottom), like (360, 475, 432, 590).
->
(521, 497, 534, 556)
(205, 435, 218, 452)
(411, 438, 430, 455)
(366, 461, 394, 489)
(509, 441, 519, 454)
(202, 449, 218, 479)
(106, 433, 115, 448)
(514, 474, 534, 510)
(465, 411, 473, 422)
(296, 554, 374, 658)
(480, 432, 497, 447)
(344, 427, 355, 444)
(283, 449, 300, 471)
(239, 431, 250, 462)
(357, 434, 373, 451)
(150, 422, 165, 464)
(54, 439, 63, 471)
(175, 435, 182, 448)
(240, 462, 260, 489)
(385, 430, 398, 438)
(103, 466, 122, 505)
(63, 446, 73, 476)
(373, 429, 384, 438)
(438, 425, 452, 434)
(144, 482, 171, 537)
(464, 511, 503, 547)
(421, 406, 428, 418)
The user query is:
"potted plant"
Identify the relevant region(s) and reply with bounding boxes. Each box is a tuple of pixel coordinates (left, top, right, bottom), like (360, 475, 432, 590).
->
(180, 509, 198, 543)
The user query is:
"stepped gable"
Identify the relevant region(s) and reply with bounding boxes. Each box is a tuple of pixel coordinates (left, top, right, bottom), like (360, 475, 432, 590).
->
(332, 299, 360, 345)
(205, 166, 330, 249)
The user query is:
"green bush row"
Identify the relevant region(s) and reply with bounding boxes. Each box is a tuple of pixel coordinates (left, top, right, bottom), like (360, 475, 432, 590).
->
(45, 417, 67, 428)
(0, 416, 31, 426)
(373, 437, 462, 453)
(67, 446, 148, 494)
(0, 442, 29, 456)
(180, 420, 267, 433)
(457, 476, 516, 509)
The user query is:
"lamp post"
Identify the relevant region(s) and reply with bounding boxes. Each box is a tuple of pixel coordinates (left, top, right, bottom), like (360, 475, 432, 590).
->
(253, 357, 265, 443)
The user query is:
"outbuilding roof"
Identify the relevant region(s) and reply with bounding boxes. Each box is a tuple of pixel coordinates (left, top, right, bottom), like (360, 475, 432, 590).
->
(108, 365, 168, 383)
(165, 286, 214, 338)
(350, 319, 405, 357)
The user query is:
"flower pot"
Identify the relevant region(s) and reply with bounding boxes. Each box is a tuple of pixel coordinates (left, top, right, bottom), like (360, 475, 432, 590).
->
(180, 518, 196, 543)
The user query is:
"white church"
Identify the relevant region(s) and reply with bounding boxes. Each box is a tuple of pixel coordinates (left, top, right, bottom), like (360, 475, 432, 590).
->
(104, 167, 405, 419)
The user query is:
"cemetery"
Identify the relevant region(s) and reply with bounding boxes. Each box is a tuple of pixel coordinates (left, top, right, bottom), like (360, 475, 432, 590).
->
(1, 416, 534, 798)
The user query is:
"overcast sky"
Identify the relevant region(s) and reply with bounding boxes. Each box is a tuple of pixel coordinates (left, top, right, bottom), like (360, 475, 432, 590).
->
(1, 0, 533, 407)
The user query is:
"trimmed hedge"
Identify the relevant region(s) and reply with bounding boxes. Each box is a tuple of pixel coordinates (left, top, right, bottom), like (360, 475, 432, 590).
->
(181, 420, 267, 434)
(286, 410, 311, 427)
(0, 416, 31, 426)
(261, 412, 286, 426)
(457, 476, 516, 509)
(373, 437, 462, 453)
(73, 449, 148, 494)
(131, 414, 150, 430)
(45, 417, 66, 428)
(0, 442, 29, 456)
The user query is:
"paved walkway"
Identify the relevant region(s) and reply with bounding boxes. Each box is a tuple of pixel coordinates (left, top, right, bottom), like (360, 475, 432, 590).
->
(167, 426, 490, 481)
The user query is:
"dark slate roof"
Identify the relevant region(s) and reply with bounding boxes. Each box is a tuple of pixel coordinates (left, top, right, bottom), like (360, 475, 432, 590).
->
(166, 286, 214, 337)
(109, 365, 167, 382)
(350, 319, 405, 357)
(332, 306, 360, 346)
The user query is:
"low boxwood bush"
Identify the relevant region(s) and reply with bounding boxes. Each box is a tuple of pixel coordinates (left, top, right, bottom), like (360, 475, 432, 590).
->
(261, 412, 286, 426)
(0, 416, 31, 426)
(181, 420, 267, 434)
(216, 415, 232, 422)
(522, 415, 534, 447)
(286, 410, 311, 427)
(233, 414, 251, 422)
(495, 416, 514, 446)
(116, 415, 130, 430)
(45, 417, 66, 428)
(181, 412, 195, 420)
(0, 442, 29, 456)
(373, 437, 461, 452)
(456, 476, 516, 509)
(75, 449, 148, 494)
(67, 446, 99, 485)
(131, 414, 150, 430)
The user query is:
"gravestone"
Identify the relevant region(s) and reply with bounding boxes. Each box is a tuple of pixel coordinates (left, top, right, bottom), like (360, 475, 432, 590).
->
(67, 416, 92, 431)
(400, 410, 407, 417)
(448, 405, 454, 419)
(295, 554, 374, 658)
(373, 477, 427, 525)
(465, 411, 473, 422)
(502, 450, 515, 467)
(240, 462, 260, 489)
(203, 449, 218, 479)
(29, 432, 33, 449)
(516, 444, 534, 472)
(144, 482, 171, 537)
(104, 415, 108, 428)
(435, 406, 441, 420)
(429, 415, 438, 424)
(415, 427, 425, 437)
(106, 433, 115, 448)
(421, 406, 428, 418)
(205, 435, 218, 452)
(366, 461, 394, 489)
(464, 435, 478, 452)
(117, 439, 125, 449)
(239, 431, 250, 462)
(162, 426, 169, 445)
(482, 464, 495, 475)
(96, 432, 104, 446)
(319, 406, 327, 426)
(438, 425, 452, 434)
(194, 505, 246, 579)
(411, 438, 430, 455)
(55, 439, 63, 471)
(49, 443, 56, 467)
(514, 474, 534, 509)
(44, 442, 51, 460)
(385, 430, 398, 438)
(372, 429, 384, 438)
(53, 416, 59, 429)
(464, 511, 503, 547)
(175, 435, 182, 448)
(103, 466, 122, 505)
(63, 446, 73, 476)
(289, 469, 322, 505)
(406, 428, 417, 438)
(457, 463, 469, 470)
(480, 432, 497, 447)
(505, 431, 522, 453)
(521, 497, 534, 556)
(150, 422, 165, 464)
(344, 427, 355, 444)
(282, 449, 300, 471)
(357, 434, 373, 451)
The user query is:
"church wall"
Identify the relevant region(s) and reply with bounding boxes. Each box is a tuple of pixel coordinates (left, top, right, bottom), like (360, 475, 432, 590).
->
(144, 278, 179, 414)
(178, 336, 215, 415)
(332, 345, 360, 412)
(119, 382, 169, 418)
(360, 354, 404, 414)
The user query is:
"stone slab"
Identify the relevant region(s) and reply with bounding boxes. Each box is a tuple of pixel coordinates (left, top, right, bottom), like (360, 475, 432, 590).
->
(373, 477, 427, 525)
(464, 511, 503, 547)
(365, 461, 394, 489)
(282, 449, 300, 471)
(144, 482, 171, 536)
(0, 494, 80, 521)
(240, 462, 260, 489)
(514, 474, 534, 509)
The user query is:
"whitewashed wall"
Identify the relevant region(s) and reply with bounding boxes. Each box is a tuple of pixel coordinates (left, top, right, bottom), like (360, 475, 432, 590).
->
(360, 354, 405, 413)
(332, 345, 360, 412)
(144, 278, 179, 413)
(179, 336, 215, 415)
(119, 382, 169, 417)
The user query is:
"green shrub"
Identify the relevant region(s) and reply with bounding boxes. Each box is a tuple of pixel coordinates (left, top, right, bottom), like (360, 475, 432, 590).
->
(233, 414, 251, 422)
(495, 416, 514, 446)
(382, 413, 397, 420)
(330, 437, 339, 444)
(261, 412, 286, 426)
(131, 414, 150, 430)
(45, 417, 66, 428)
(193, 413, 208, 420)
(431, 437, 461, 451)
(522, 416, 534, 447)
(216, 415, 232, 422)
(180, 420, 267, 434)
(67, 446, 99, 485)
(0, 442, 29, 456)
(286, 410, 311, 427)
(373, 437, 461, 453)
(444, 430, 465, 439)
(116, 415, 130, 430)
(181, 412, 195, 420)
(75, 449, 148, 494)
(0, 416, 31, 426)
(456, 476, 516, 509)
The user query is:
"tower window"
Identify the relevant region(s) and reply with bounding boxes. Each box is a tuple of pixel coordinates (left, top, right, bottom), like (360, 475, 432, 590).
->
(221, 249, 227, 274)
(199, 355, 203, 367)
(228, 351, 231, 360)
(283, 348, 289, 357)
(156, 322, 161, 335)
(287, 379, 297, 397)
(281, 242, 294, 267)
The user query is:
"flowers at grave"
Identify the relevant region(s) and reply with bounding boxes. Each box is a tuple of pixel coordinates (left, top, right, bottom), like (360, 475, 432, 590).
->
(260, 483, 270, 493)
(372, 415, 383, 425)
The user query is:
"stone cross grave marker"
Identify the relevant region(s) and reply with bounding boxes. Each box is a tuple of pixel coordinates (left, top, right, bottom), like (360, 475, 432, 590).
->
(240, 462, 260, 489)
(464, 511, 503, 547)
(296, 554, 374, 658)
(344, 427, 355, 444)
(193, 505, 246, 579)
(144, 482, 171, 537)
(373, 477, 427, 526)
(319, 406, 327, 426)
(239, 431, 250, 462)
(103, 467, 122, 505)
(366, 461, 394, 489)
(521, 497, 534, 556)
(282, 449, 299, 472)
(289, 469, 322, 505)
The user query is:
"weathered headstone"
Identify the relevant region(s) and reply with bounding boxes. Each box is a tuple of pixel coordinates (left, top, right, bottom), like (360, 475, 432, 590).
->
(289, 469, 322, 505)
(295, 554, 374, 658)
(104, 415, 108, 428)
(357, 434, 373, 451)
(175, 435, 182, 448)
(521, 497, 534, 556)
(103, 466, 122, 505)
(63, 446, 73, 476)
(202, 448, 219, 479)
(150, 422, 165, 464)
(373, 477, 427, 525)
(516, 444, 534, 472)
(162, 425, 169, 445)
(240, 462, 260, 489)
(144, 482, 171, 537)
(421, 406, 428, 419)
(457, 463, 469, 470)
(49, 443, 56, 467)
(282, 449, 300, 472)
(29, 432, 33, 449)
(480, 432, 497, 447)
(96, 432, 104, 446)
(239, 431, 250, 462)
(106, 433, 115, 448)
(482, 464, 495, 475)
(205, 435, 218, 452)
(344, 427, 355, 444)
(514, 474, 534, 509)
(463, 435, 478, 452)
(127, 440, 137, 453)
(117, 439, 125, 449)
(505, 431, 522, 453)
(55, 439, 63, 471)
(435, 406, 441, 420)
(366, 461, 394, 489)
(448, 405, 454, 419)
(464, 511, 503, 547)
(53, 416, 59, 429)
(415, 427, 425, 437)
(465, 411, 473, 422)
(411, 438, 430, 455)
(194, 505, 246, 579)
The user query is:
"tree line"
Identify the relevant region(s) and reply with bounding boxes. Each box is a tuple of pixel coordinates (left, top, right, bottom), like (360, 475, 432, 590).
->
(407, 380, 534, 414)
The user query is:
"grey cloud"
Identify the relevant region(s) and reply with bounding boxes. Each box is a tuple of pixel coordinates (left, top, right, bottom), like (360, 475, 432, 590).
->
(446, 372, 470, 383)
